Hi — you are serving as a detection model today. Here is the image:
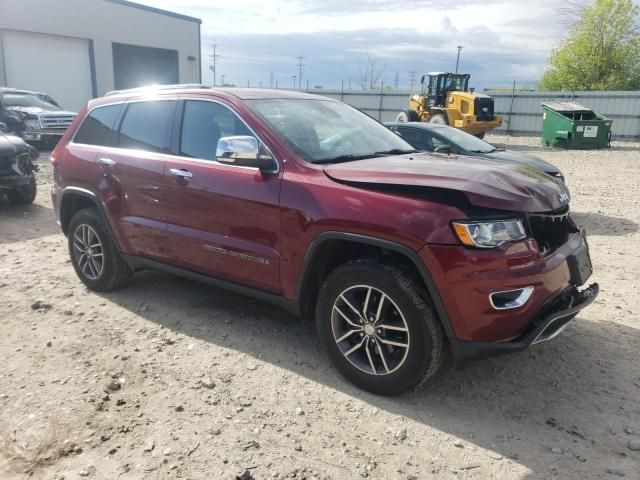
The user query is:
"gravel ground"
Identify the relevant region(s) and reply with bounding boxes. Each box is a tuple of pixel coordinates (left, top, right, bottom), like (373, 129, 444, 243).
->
(0, 136, 639, 480)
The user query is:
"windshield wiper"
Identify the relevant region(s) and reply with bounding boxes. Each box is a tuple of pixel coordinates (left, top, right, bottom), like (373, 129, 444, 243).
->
(313, 154, 377, 164)
(373, 148, 418, 155)
(314, 149, 418, 165)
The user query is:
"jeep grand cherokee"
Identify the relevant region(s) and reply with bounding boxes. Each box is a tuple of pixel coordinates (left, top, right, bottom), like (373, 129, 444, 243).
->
(51, 86, 598, 395)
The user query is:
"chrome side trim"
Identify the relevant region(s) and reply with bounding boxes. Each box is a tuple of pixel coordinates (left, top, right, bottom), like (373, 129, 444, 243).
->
(489, 286, 534, 310)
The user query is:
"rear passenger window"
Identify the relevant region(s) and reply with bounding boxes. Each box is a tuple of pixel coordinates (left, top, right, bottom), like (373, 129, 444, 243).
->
(118, 101, 175, 153)
(74, 105, 122, 146)
(180, 101, 252, 161)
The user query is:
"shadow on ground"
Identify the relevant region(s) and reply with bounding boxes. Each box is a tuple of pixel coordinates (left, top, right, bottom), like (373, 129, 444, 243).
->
(97, 270, 640, 479)
(572, 211, 638, 236)
(0, 197, 58, 244)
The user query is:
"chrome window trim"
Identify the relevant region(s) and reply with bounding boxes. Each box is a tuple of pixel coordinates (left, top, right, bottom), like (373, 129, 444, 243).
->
(178, 97, 279, 174)
(69, 97, 280, 174)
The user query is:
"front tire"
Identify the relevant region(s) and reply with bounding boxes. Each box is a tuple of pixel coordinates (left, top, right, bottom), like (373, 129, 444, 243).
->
(7, 175, 36, 205)
(395, 110, 419, 123)
(316, 259, 444, 395)
(68, 208, 132, 291)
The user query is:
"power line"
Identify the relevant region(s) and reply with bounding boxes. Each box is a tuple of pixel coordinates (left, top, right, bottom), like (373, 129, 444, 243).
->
(296, 56, 304, 89)
(409, 71, 417, 92)
(209, 43, 220, 86)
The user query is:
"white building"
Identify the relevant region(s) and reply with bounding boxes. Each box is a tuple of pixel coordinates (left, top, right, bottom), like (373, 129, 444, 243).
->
(0, 0, 201, 111)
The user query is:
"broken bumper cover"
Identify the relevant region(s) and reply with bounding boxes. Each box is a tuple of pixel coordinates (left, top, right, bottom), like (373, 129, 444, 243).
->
(0, 174, 32, 190)
(450, 282, 599, 363)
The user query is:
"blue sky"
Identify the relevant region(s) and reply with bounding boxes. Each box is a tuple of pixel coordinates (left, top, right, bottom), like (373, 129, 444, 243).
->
(136, 0, 598, 91)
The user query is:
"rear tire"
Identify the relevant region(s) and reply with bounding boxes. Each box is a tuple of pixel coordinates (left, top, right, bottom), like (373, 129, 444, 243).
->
(315, 259, 444, 395)
(429, 114, 448, 125)
(7, 175, 36, 205)
(67, 208, 132, 291)
(395, 110, 419, 123)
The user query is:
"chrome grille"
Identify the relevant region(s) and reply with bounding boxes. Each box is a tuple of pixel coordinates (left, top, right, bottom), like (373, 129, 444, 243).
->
(39, 114, 76, 131)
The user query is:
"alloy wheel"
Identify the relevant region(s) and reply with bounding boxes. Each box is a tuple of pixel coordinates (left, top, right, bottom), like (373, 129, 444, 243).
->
(331, 285, 410, 375)
(72, 224, 104, 280)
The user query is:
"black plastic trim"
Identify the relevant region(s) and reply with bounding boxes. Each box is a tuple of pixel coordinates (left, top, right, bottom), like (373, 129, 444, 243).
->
(451, 283, 599, 363)
(58, 187, 122, 254)
(121, 255, 300, 316)
(295, 231, 457, 343)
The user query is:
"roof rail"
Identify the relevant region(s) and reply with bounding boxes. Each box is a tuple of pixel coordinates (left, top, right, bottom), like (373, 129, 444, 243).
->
(105, 84, 211, 96)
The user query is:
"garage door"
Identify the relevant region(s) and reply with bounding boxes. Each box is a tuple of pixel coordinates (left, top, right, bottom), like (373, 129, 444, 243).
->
(112, 43, 179, 90)
(1, 30, 93, 112)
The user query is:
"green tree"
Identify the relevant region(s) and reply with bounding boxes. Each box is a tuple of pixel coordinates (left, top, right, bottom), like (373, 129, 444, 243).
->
(540, 0, 640, 91)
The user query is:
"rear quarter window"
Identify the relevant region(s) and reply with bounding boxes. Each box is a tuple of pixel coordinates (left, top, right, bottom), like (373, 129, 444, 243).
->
(74, 105, 123, 146)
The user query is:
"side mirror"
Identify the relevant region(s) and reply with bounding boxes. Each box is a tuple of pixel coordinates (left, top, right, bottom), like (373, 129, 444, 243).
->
(420, 75, 426, 85)
(0, 122, 7, 133)
(434, 145, 452, 154)
(216, 136, 277, 172)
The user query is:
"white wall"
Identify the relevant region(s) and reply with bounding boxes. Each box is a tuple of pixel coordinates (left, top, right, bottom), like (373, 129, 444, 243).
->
(0, 0, 200, 108)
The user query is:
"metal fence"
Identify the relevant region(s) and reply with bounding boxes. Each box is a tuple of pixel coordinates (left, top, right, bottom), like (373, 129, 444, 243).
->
(311, 89, 640, 138)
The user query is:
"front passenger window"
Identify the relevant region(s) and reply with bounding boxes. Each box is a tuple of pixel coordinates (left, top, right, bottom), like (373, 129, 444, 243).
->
(180, 101, 253, 161)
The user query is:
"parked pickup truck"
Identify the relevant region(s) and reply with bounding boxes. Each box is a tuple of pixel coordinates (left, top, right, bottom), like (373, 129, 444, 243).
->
(0, 88, 76, 148)
(51, 86, 598, 395)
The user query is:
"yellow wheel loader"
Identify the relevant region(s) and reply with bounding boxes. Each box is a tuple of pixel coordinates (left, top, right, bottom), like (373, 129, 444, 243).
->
(395, 73, 502, 138)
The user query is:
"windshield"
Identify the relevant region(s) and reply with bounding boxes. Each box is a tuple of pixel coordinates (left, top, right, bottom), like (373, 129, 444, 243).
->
(2, 92, 60, 110)
(246, 99, 414, 163)
(435, 126, 496, 153)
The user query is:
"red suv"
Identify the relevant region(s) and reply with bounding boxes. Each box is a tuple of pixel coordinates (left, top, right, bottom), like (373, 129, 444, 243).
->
(51, 86, 598, 395)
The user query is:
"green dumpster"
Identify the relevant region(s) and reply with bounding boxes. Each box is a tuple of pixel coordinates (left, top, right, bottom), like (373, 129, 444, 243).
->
(541, 100, 612, 149)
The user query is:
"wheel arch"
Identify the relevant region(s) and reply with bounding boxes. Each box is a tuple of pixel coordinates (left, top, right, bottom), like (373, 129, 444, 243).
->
(295, 232, 456, 342)
(59, 187, 123, 253)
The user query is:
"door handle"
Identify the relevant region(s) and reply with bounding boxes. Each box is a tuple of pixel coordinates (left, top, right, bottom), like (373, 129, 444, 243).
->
(168, 168, 193, 179)
(97, 157, 116, 166)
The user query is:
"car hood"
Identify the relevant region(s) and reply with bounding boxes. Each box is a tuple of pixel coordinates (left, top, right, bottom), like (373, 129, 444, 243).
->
(481, 149, 561, 176)
(323, 153, 570, 213)
(0, 133, 35, 157)
(5, 106, 70, 115)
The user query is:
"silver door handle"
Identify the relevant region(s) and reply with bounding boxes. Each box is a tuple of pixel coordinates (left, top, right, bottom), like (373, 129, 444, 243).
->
(168, 168, 193, 178)
(97, 157, 116, 166)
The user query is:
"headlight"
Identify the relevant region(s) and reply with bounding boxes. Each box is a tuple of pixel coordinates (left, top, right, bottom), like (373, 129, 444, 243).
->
(23, 118, 40, 130)
(452, 219, 526, 248)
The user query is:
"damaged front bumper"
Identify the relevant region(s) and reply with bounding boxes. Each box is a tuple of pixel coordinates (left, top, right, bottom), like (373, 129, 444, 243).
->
(0, 173, 34, 190)
(450, 282, 599, 363)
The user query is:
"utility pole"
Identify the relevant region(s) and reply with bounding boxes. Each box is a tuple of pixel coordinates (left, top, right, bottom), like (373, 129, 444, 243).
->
(292, 75, 296, 89)
(409, 71, 417, 92)
(220, 74, 225, 86)
(296, 56, 304, 89)
(394, 70, 399, 90)
(455, 45, 464, 74)
(209, 43, 219, 86)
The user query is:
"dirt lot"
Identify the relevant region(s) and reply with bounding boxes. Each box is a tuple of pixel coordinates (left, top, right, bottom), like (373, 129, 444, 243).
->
(1, 136, 639, 480)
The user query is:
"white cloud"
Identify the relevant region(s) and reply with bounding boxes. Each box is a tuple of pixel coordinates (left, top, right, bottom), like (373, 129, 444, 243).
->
(133, 0, 577, 89)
